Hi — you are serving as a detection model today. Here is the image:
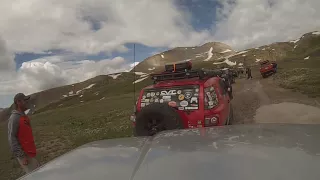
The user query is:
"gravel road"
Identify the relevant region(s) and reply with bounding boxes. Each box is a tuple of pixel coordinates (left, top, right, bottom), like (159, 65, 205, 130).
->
(232, 74, 320, 125)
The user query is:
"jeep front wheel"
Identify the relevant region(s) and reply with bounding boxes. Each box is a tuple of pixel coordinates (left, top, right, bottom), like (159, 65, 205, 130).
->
(134, 103, 184, 136)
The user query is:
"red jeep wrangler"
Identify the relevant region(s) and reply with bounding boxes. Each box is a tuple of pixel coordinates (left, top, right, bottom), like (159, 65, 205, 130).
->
(260, 60, 277, 78)
(130, 61, 234, 136)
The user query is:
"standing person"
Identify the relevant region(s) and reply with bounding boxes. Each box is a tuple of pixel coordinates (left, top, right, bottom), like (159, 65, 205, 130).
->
(247, 67, 253, 79)
(8, 93, 39, 174)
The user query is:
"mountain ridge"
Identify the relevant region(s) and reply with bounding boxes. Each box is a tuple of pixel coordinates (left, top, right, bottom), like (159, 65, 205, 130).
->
(0, 30, 319, 122)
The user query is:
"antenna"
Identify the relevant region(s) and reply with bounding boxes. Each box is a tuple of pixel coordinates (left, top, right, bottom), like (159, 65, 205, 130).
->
(133, 43, 136, 106)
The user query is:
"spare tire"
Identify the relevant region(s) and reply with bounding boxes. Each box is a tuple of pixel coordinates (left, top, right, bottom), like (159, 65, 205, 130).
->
(134, 103, 184, 136)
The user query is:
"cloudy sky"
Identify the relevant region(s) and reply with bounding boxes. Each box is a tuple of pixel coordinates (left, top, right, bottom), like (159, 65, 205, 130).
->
(0, 0, 319, 107)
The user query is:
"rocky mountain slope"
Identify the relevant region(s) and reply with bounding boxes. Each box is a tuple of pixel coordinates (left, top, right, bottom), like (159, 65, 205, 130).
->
(133, 42, 235, 73)
(0, 31, 319, 122)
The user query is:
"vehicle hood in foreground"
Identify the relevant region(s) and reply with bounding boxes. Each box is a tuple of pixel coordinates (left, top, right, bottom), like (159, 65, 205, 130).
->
(19, 124, 320, 180)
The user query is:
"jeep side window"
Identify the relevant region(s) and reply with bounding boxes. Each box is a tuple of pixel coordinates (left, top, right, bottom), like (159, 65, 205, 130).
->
(219, 79, 227, 95)
(204, 86, 219, 110)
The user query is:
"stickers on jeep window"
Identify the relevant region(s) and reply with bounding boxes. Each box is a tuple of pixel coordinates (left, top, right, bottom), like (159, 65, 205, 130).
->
(180, 100, 188, 107)
(185, 107, 198, 110)
(178, 107, 184, 110)
(185, 92, 192, 99)
(141, 85, 199, 110)
(178, 94, 185, 100)
(204, 86, 219, 110)
(160, 90, 177, 96)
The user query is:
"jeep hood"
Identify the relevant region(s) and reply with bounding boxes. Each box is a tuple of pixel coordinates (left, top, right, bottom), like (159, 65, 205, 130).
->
(19, 124, 320, 180)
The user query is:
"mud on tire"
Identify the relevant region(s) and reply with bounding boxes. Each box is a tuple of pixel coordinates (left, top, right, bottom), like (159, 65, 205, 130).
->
(134, 103, 184, 136)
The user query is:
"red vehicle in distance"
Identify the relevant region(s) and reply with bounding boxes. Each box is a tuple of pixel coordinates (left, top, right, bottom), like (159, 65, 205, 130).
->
(130, 61, 234, 136)
(260, 60, 278, 78)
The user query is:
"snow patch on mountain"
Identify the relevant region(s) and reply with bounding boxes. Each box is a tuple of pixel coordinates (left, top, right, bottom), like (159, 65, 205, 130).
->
(203, 47, 213, 61)
(133, 77, 149, 84)
(148, 67, 156, 71)
(312, 31, 320, 35)
(304, 56, 310, 60)
(108, 73, 121, 79)
(235, 50, 248, 56)
(225, 59, 237, 66)
(84, 84, 95, 90)
(220, 49, 232, 53)
(134, 72, 147, 76)
(290, 37, 301, 44)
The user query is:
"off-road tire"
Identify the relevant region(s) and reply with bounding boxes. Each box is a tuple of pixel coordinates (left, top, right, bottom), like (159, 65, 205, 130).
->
(226, 104, 234, 125)
(134, 103, 184, 136)
(262, 73, 266, 78)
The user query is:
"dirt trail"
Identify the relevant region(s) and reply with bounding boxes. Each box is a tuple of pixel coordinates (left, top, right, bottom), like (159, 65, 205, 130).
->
(232, 75, 320, 124)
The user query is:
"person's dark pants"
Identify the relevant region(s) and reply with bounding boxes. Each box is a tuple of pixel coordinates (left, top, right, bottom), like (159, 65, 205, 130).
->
(228, 86, 233, 99)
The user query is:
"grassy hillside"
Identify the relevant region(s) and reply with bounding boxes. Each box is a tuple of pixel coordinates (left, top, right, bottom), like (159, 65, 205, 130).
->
(274, 32, 320, 97)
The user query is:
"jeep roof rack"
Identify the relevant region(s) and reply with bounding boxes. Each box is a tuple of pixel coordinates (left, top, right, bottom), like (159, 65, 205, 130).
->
(151, 62, 222, 83)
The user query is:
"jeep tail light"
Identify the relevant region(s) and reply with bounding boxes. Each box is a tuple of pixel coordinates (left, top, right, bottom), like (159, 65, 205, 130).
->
(204, 116, 218, 126)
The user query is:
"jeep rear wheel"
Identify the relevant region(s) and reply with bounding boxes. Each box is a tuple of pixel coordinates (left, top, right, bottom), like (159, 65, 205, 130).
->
(134, 103, 184, 136)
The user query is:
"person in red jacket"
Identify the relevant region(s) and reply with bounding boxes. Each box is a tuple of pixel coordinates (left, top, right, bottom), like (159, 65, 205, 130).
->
(8, 93, 39, 174)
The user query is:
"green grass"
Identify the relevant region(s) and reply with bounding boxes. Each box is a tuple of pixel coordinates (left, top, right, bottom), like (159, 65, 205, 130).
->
(0, 92, 139, 180)
(274, 54, 320, 97)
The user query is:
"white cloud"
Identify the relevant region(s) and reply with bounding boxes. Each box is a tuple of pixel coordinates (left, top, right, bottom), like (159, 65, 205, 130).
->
(213, 0, 320, 50)
(0, 0, 209, 55)
(0, 56, 133, 96)
(0, 37, 15, 76)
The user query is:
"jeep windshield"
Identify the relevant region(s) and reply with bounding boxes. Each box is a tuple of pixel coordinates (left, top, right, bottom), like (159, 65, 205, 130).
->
(140, 85, 199, 111)
(260, 60, 270, 66)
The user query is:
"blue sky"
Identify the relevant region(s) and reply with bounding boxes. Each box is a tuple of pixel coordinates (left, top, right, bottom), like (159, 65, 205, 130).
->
(14, 0, 219, 70)
(0, 0, 319, 108)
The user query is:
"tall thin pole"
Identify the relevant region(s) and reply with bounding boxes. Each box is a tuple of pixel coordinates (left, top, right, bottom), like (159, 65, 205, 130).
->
(133, 43, 136, 105)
